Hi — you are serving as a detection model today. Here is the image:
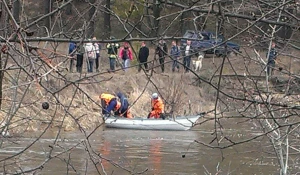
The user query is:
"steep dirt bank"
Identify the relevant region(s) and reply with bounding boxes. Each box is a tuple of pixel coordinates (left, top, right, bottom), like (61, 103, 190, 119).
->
(0, 69, 215, 133)
(1, 41, 300, 134)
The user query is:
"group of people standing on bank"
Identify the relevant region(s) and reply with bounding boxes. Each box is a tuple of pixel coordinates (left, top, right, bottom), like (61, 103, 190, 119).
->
(137, 39, 195, 73)
(106, 37, 133, 72)
(69, 37, 101, 73)
(68, 37, 198, 74)
(68, 36, 134, 73)
(69, 37, 278, 76)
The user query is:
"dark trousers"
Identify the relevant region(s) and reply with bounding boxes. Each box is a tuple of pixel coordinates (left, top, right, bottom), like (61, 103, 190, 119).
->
(87, 59, 94, 72)
(159, 57, 165, 72)
(138, 60, 148, 72)
(183, 56, 191, 72)
(267, 61, 275, 76)
(109, 58, 116, 71)
(69, 54, 75, 72)
(95, 53, 100, 70)
(76, 54, 83, 73)
(101, 99, 107, 114)
(172, 56, 180, 71)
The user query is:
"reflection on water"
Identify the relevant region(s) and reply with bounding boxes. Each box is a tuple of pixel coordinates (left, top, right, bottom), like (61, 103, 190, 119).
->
(149, 139, 162, 175)
(0, 125, 294, 174)
(101, 140, 111, 171)
(96, 129, 202, 175)
(95, 128, 280, 175)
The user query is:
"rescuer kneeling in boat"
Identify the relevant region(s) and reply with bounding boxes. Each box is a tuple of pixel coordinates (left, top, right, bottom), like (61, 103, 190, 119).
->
(147, 93, 165, 119)
(100, 93, 117, 116)
(100, 92, 133, 118)
(114, 92, 133, 118)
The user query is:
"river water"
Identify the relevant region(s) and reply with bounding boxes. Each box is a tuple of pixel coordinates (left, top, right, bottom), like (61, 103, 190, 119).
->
(0, 122, 297, 174)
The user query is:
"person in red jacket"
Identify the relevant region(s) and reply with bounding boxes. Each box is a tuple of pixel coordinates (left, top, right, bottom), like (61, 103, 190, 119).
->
(147, 93, 165, 119)
(119, 42, 133, 71)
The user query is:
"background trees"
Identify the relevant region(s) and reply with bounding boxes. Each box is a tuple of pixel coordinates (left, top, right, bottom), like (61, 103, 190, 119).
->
(0, 0, 299, 174)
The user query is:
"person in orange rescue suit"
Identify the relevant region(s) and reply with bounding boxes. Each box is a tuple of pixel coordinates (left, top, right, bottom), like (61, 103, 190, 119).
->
(114, 92, 133, 118)
(100, 93, 133, 118)
(147, 93, 165, 119)
(100, 93, 117, 116)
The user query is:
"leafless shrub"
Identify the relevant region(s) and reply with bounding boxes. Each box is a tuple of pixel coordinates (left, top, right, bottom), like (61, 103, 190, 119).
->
(162, 74, 188, 116)
(0, 0, 299, 174)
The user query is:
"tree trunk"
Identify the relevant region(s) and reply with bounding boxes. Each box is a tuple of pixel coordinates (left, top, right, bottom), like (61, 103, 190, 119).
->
(0, 2, 5, 110)
(152, 0, 160, 37)
(44, 0, 53, 30)
(144, 0, 153, 34)
(180, 11, 187, 35)
(13, 0, 20, 23)
(87, 0, 96, 38)
(0, 51, 2, 110)
(217, 2, 225, 36)
(180, 0, 193, 35)
(65, 1, 72, 15)
(103, 0, 111, 39)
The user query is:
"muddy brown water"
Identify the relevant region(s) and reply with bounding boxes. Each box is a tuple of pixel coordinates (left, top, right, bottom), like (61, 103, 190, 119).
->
(0, 122, 296, 175)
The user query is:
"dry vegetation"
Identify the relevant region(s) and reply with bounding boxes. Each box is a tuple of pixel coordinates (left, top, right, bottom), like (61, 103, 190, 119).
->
(0, 0, 299, 174)
(2, 41, 300, 133)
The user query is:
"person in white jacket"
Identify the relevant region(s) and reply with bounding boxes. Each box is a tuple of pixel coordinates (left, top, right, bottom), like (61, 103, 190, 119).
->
(85, 40, 96, 73)
(93, 37, 101, 72)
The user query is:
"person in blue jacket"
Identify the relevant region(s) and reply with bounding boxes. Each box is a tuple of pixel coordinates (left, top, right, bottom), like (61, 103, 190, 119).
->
(115, 92, 133, 118)
(69, 42, 76, 72)
(170, 40, 181, 72)
(266, 42, 278, 76)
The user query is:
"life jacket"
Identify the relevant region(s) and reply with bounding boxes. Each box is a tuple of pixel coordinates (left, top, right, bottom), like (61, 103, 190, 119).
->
(100, 93, 116, 105)
(107, 43, 119, 55)
(151, 97, 164, 113)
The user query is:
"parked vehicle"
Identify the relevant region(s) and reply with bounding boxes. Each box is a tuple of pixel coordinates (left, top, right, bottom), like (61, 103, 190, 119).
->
(181, 30, 240, 57)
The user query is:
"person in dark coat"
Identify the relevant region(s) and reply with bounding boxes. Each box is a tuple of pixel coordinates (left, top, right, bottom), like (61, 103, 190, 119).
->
(115, 92, 133, 118)
(76, 43, 85, 73)
(68, 42, 76, 72)
(170, 40, 181, 72)
(266, 42, 278, 76)
(138, 41, 149, 72)
(155, 40, 168, 73)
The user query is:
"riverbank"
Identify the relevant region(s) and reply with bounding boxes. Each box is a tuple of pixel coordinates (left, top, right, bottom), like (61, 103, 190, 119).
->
(1, 45, 300, 134)
(0, 70, 216, 133)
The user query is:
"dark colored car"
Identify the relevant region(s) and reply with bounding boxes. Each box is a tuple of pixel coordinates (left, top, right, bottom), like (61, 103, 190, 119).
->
(181, 30, 240, 57)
